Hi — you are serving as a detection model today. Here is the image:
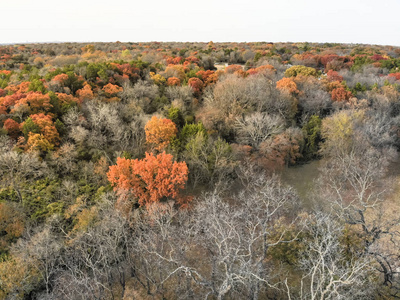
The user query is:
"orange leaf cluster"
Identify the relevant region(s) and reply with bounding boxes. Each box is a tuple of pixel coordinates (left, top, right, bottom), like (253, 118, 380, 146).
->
(76, 83, 94, 101)
(196, 70, 218, 85)
(167, 77, 181, 86)
(11, 92, 52, 114)
(107, 152, 189, 210)
(52, 73, 69, 84)
(0, 93, 26, 113)
(0, 70, 11, 75)
(29, 113, 60, 146)
(185, 56, 199, 64)
(166, 56, 182, 65)
(188, 77, 204, 95)
(145, 116, 177, 151)
(326, 70, 343, 82)
(388, 73, 400, 81)
(246, 64, 275, 76)
(56, 93, 82, 105)
(3, 118, 20, 138)
(225, 65, 243, 74)
(102, 83, 123, 97)
(331, 87, 353, 102)
(5, 82, 30, 94)
(276, 78, 299, 94)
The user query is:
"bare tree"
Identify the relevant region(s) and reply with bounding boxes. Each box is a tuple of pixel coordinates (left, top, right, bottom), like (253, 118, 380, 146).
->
(132, 168, 300, 299)
(315, 144, 400, 296)
(235, 112, 285, 148)
(0, 150, 48, 202)
(53, 194, 133, 300)
(296, 213, 374, 300)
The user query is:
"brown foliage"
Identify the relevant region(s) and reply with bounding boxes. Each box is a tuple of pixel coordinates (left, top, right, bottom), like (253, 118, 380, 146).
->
(0, 202, 24, 253)
(331, 87, 353, 102)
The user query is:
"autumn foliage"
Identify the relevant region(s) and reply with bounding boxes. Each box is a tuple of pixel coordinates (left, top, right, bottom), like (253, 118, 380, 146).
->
(331, 86, 353, 102)
(11, 92, 52, 115)
(225, 65, 243, 74)
(76, 83, 94, 101)
(326, 70, 343, 82)
(188, 77, 204, 96)
(22, 113, 60, 151)
(3, 118, 20, 138)
(145, 116, 177, 151)
(107, 152, 190, 210)
(102, 83, 122, 95)
(0, 202, 24, 253)
(276, 78, 299, 94)
(167, 77, 181, 86)
(388, 73, 400, 81)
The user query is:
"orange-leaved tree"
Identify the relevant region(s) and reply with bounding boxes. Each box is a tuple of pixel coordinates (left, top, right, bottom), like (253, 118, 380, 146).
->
(3, 119, 20, 138)
(76, 83, 94, 101)
(167, 77, 181, 86)
(22, 113, 60, 152)
(107, 152, 190, 212)
(145, 116, 177, 151)
(331, 86, 353, 102)
(102, 83, 123, 101)
(276, 77, 299, 95)
(11, 92, 52, 116)
(188, 77, 204, 96)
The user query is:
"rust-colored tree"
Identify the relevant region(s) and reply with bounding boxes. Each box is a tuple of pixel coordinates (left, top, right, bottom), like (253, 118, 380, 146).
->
(331, 87, 353, 102)
(167, 77, 181, 86)
(11, 92, 52, 115)
(22, 113, 60, 151)
(196, 70, 217, 86)
(326, 70, 343, 82)
(3, 119, 20, 138)
(388, 73, 400, 81)
(52, 74, 69, 84)
(276, 77, 299, 95)
(225, 65, 243, 74)
(76, 83, 94, 101)
(145, 116, 177, 151)
(56, 93, 82, 106)
(188, 77, 204, 96)
(102, 83, 123, 101)
(107, 152, 190, 212)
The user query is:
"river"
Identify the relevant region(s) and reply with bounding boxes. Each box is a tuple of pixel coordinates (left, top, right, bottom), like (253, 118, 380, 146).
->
(281, 157, 400, 209)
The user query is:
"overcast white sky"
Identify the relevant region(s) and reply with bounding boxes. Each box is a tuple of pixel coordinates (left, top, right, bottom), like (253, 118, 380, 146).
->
(1, 0, 400, 46)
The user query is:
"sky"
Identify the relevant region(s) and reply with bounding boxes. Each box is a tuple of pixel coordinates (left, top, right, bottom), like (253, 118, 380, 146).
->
(1, 0, 400, 46)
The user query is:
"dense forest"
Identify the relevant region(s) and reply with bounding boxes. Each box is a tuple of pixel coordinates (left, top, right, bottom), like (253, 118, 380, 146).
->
(0, 41, 400, 299)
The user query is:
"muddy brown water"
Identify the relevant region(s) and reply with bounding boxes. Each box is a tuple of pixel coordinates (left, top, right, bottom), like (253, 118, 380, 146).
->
(280, 160, 321, 208)
(280, 156, 400, 208)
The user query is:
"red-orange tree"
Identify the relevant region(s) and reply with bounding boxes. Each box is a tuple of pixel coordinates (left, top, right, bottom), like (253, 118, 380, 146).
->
(3, 119, 20, 138)
(107, 152, 189, 210)
(188, 77, 204, 96)
(11, 92, 52, 115)
(331, 87, 353, 102)
(145, 116, 177, 151)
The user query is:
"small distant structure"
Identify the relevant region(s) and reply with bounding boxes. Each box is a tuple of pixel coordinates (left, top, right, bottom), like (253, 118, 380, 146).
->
(214, 62, 245, 71)
(214, 62, 228, 71)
